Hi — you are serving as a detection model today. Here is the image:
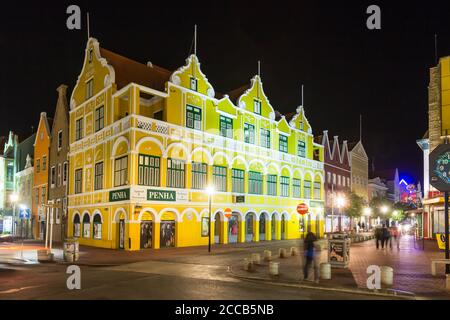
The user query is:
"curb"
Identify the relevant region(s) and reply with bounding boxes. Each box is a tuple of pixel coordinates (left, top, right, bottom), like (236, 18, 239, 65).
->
(227, 266, 417, 299)
(56, 261, 120, 267)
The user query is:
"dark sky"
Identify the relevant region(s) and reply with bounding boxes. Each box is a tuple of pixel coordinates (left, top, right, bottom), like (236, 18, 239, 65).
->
(1, 1, 449, 185)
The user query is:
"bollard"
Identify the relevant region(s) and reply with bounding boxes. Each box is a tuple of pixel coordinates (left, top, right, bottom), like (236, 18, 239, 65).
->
(263, 250, 272, 262)
(251, 253, 261, 265)
(381, 266, 394, 286)
(269, 262, 279, 276)
(279, 248, 287, 258)
(243, 258, 253, 271)
(320, 263, 331, 280)
(290, 247, 298, 256)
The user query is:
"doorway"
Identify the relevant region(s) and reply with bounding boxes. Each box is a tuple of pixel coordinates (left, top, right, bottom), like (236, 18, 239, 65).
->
(140, 221, 152, 249)
(260, 213, 267, 241)
(228, 213, 239, 243)
(160, 220, 175, 248)
(245, 213, 255, 242)
(118, 219, 125, 249)
(271, 213, 276, 240)
(281, 215, 286, 240)
(214, 213, 221, 244)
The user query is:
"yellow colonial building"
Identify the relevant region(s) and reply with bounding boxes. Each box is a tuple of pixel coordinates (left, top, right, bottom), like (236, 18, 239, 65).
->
(67, 38, 325, 250)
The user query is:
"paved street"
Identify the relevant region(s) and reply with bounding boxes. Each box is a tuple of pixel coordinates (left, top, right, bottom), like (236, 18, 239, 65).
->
(0, 235, 447, 299)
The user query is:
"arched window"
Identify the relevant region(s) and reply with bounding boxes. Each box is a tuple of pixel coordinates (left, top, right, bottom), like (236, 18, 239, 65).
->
(73, 214, 80, 238)
(82, 214, 90, 238)
(93, 213, 102, 240)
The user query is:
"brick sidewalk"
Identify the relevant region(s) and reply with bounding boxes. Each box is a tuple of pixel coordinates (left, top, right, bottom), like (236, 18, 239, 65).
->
(349, 235, 449, 297)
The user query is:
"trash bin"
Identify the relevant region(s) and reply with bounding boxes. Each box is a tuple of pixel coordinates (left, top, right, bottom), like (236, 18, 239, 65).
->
(328, 233, 351, 268)
(63, 239, 79, 262)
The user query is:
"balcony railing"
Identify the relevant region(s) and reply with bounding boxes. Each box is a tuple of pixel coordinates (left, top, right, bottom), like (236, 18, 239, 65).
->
(134, 114, 323, 170)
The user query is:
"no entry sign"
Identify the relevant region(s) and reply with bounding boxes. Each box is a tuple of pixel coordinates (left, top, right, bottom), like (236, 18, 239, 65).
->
(224, 208, 232, 218)
(297, 203, 308, 215)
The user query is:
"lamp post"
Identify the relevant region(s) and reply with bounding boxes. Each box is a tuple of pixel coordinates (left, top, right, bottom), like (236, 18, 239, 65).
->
(19, 204, 27, 260)
(335, 195, 346, 232)
(10, 193, 19, 242)
(206, 185, 215, 253)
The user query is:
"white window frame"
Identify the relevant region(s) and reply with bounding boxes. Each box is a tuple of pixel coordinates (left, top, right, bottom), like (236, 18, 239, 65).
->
(50, 166, 56, 188)
(57, 130, 63, 151)
(63, 162, 68, 186)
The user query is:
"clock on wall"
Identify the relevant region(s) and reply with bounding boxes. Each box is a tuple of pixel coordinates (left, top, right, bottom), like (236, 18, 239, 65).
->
(430, 144, 450, 192)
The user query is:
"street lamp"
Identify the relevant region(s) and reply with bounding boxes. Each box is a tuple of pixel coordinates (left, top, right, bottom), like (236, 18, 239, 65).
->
(206, 185, 215, 253)
(10, 193, 19, 241)
(334, 194, 346, 232)
(380, 205, 389, 227)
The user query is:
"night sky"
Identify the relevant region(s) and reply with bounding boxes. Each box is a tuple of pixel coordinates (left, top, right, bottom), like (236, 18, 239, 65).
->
(1, 1, 449, 185)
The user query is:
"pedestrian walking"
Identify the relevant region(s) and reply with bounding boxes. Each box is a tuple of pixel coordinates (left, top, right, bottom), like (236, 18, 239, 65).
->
(375, 226, 383, 249)
(302, 231, 317, 281)
(381, 224, 391, 249)
(390, 225, 400, 250)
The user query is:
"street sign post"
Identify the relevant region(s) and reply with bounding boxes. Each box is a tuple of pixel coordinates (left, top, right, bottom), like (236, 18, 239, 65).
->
(429, 142, 450, 274)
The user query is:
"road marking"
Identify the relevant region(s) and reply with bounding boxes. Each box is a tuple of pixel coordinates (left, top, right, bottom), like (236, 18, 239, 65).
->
(104, 261, 239, 283)
(0, 285, 42, 294)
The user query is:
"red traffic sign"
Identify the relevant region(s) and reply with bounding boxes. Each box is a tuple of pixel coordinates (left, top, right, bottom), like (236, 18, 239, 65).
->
(224, 208, 232, 218)
(297, 203, 308, 215)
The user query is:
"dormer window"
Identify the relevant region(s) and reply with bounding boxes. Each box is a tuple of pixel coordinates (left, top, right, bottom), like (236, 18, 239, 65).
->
(190, 77, 197, 91)
(254, 99, 261, 115)
(88, 49, 93, 63)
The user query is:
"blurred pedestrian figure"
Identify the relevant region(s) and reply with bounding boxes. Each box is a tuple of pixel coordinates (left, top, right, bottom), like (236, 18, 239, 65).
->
(390, 225, 400, 250)
(303, 231, 317, 281)
(362, 222, 366, 231)
(381, 224, 391, 249)
(375, 226, 383, 249)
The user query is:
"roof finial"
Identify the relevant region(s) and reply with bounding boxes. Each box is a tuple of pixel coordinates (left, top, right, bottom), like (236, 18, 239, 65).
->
(194, 24, 197, 56)
(258, 60, 261, 78)
(301, 84, 304, 106)
(87, 12, 90, 39)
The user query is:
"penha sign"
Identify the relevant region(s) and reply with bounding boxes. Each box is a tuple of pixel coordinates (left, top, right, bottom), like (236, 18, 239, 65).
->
(147, 189, 176, 201)
(109, 188, 130, 202)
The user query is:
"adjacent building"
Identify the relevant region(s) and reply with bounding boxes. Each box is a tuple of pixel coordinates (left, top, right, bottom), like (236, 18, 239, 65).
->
(67, 38, 325, 251)
(32, 112, 52, 239)
(417, 55, 450, 239)
(0, 132, 18, 230)
(14, 133, 36, 238)
(367, 177, 388, 202)
(48, 85, 70, 243)
(348, 141, 369, 202)
(315, 131, 351, 232)
(370, 168, 400, 203)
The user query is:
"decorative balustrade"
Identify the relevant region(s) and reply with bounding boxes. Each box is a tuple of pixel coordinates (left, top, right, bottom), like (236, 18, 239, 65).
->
(125, 114, 323, 170)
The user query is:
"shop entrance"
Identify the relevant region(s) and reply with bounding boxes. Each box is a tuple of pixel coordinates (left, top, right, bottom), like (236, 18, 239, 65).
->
(118, 219, 125, 249)
(245, 213, 255, 242)
(214, 213, 221, 244)
(140, 221, 152, 249)
(271, 213, 276, 240)
(281, 214, 286, 240)
(260, 213, 268, 241)
(228, 213, 239, 243)
(160, 221, 175, 248)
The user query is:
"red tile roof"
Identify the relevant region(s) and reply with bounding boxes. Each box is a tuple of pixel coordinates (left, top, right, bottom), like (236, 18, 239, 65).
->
(100, 48, 172, 91)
